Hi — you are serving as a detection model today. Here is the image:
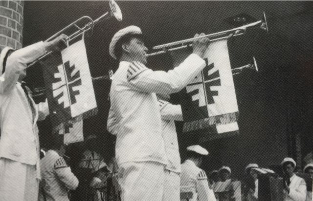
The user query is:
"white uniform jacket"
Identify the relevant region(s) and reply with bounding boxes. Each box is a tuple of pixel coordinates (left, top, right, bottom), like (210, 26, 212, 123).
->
(158, 99, 183, 173)
(107, 54, 206, 165)
(0, 42, 49, 165)
(284, 174, 307, 201)
(39, 150, 79, 201)
(180, 160, 217, 201)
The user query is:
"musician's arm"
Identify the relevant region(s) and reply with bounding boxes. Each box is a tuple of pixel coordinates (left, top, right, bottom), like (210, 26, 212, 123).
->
(128, 54, 206, 94)
(288, 178, 307, 201)
(107, 106, 119, 135)
(158, 99, 183, 121)
(0, 34, 66, 94)
(0, 42, 46, 94)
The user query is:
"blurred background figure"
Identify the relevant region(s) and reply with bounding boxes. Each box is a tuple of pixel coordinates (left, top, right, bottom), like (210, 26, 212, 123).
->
(243, 163, 259, 201)
(219, 166, 232, 182)
(39, 135, 79, 201)
(75, 135, 109, 201)
(208, 170, 219, 189)
(180, 145, 216, 201)
(281, 157, 306, 201)
(214, 166, 241, 201)
(303, 163, 313, 201)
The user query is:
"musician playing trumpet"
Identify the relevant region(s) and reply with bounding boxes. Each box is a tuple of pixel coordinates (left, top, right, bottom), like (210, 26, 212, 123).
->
(0, 34, 67, 201)
(107, 25, 210, 201)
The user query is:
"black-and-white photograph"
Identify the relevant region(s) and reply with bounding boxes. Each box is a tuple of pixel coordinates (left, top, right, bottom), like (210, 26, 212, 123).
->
(0, 1, 313, 201)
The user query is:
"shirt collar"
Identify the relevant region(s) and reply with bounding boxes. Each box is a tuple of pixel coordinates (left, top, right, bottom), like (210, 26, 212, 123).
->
(290, 173, 296, 181)
(185, 159, 197, 167)
(120, 61, 131, 67)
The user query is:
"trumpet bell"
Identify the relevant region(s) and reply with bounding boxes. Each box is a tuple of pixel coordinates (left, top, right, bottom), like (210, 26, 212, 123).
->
(110, 0, 122, 21)
(253, 57, 259, 72)
(261, 12, 269, 33)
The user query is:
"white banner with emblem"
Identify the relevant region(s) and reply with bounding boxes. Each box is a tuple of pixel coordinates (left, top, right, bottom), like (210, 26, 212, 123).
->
(172, 39, 239, 141)
(42, 39, 97, 132)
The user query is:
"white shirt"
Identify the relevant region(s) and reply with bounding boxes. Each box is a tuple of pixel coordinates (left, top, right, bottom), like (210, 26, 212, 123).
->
(0, 42, 49, 166)
(180, 160, 217, 201)
(284, 174, 307, 201)
(39, 150, 79, 201)
(159, 99, 183, 173)
(254, 179, 258, 199)
(107, 54, 206, 165)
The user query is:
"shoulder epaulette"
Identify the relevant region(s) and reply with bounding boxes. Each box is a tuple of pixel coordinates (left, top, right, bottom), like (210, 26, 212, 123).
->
(127, 61, 148, 81)
(54, 157, 68, 169)
(197, 170, 208, 180)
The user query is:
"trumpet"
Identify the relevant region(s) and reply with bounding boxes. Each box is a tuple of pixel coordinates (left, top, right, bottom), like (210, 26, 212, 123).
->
(205, 57, 258, 83)
(232, 57, 258, 76)
(147, 12, 268, 57)
(32, 72, 113, 98)
(29, 0, 122, 67)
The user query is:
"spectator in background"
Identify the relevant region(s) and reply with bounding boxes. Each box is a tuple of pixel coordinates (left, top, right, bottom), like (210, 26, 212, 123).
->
(39, 135, 79, 201)
(281, 157, 306, 201)
(243, 163, 259, 201)
(214, 166, 241, 201)
(213, 166, 233, 201)
(180, 145, 216, 201)
(76, 135, 109, 201)
(303, 163, 313, 201)
(208, 170, 219, 189)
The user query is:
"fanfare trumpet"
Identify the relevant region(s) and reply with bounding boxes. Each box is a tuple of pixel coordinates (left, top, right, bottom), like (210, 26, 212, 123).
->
(29, 0, 122, 67)
(147, 12, 268, 57)
(232, 57, 258, 75)
(32, 71, 113, 98)
(207, 57, 259, 83)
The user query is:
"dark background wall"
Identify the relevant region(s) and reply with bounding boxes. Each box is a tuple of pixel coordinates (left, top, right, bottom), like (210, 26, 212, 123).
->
(23, 1, 313, 179)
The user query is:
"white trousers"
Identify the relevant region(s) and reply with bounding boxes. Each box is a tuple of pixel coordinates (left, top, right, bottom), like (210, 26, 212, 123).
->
(163, 169, 180, 201)
(118, 161, 181, 201)
(0, 158, 39, 201)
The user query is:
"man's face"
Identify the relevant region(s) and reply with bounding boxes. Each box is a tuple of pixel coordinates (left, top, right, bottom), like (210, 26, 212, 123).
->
(249, 169, 258, 180)
(220, 170, 230, 181)
(307, 168, 313, 178)
(126, 37, 148, 65)
(283, 163, 295, 177)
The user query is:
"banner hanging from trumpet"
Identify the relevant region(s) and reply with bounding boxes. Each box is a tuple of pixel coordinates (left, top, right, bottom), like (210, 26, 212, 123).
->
(172, 39, 239, 141)
(59, 120, 84, 145)
(41, 39, 97, 132)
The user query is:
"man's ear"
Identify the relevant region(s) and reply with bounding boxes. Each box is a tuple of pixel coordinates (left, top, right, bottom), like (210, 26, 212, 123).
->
(122, 44, 129, 53)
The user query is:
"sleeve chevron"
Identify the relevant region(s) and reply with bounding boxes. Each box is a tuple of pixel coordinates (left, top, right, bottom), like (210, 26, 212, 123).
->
(127, 61, 148, 81)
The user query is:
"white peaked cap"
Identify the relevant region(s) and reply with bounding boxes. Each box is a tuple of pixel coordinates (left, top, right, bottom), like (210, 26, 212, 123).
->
(219, 166, 232, 174)
(245, 163, 259, 172)
(109, 25, 142, 59)
(304, 163, 313, 172)
(187, 145, 209, 156)
(281, 157, 296, 167)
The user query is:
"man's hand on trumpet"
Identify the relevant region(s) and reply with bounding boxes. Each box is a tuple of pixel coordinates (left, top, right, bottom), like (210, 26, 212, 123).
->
(44, 34, 68, 53)
(192, 33, 210, 59)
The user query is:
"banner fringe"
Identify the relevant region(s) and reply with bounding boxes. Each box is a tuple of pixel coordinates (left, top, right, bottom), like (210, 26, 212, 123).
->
(183, 112, 239, 133)
(52, 108, 98, 133)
